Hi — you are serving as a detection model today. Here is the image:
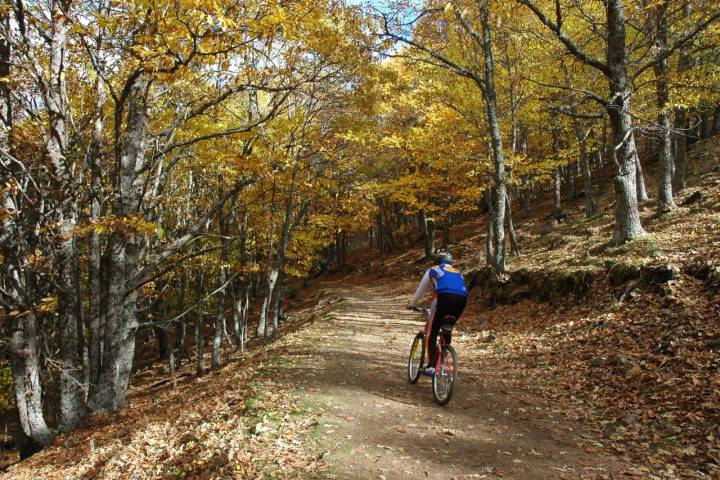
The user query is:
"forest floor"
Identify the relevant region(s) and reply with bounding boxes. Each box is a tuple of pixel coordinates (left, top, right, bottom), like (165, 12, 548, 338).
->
(262, 281, 644, 480)
(1, 281, 645, 480)
(2, 140, 718, 479)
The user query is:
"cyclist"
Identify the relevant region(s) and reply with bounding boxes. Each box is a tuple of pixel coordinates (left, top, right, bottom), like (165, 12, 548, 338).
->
(406, 251, 468, 376)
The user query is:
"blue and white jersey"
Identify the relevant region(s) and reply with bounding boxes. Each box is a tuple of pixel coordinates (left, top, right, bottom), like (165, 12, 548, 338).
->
(428, 263, 468, 297)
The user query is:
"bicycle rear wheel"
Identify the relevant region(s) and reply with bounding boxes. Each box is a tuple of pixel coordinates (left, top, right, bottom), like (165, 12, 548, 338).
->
(407, 332, 425, 384)
(432, 345, 457, 405)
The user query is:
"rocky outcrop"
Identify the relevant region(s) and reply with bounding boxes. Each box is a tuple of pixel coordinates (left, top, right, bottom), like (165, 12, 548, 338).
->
(467, 262, 682, 306)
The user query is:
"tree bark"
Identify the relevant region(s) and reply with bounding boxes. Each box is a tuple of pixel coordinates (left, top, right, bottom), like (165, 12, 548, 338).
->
(174, 270, 188, 369)
(442, 214, 451, 248)
(88, 74, 150, 412)
(565, 94, 596, 216)
(9, 309, 55, 447)
(635, 155, 649, 203)
(554, 168, 562, 213)
(673, 110, 688, 193)
(87, 0, 108, 402)
(259, 270, 278, 339)
(38, 0, 87, 430)
(0, 9, 10, 147)
(195, 270, 205, 377)
(480, 4, 507, 273)
(606, 0, 645, 243)
(520, 185, 532, 217)
(580, 143, 597, 217)
(419, 210, 435, 257)
(505, 194, 520, 256)
(231, 284, 242, 352)
(58, 224, 85, 431)
(700, 110, 712, 139)
(241, 283, 251, 351)
(212, 183, 229, 368)
(485, 188, 495, 267)
(653, 1, 676, 214)
(599, 120, 609, 194)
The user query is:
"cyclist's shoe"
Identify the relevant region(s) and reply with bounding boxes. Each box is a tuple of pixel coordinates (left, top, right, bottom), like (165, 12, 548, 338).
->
(424, 367, 435, 376)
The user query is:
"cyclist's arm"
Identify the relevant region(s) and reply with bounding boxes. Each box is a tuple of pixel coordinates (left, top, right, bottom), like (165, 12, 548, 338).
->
(409, 269, 433, 307)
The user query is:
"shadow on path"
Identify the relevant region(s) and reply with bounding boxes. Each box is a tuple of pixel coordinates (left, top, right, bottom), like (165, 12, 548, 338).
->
(276, 284, 636, 480)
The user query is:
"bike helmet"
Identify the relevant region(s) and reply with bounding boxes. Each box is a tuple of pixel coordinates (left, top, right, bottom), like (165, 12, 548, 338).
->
(434, 250, 453, 264)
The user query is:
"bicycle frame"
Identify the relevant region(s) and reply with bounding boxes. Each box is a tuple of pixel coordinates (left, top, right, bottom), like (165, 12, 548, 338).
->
(415, 307, 454, 369)
(408, 305, 458, 405)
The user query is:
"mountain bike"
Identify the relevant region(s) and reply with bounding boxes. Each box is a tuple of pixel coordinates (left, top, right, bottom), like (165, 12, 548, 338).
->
(407, 306, 457, 406)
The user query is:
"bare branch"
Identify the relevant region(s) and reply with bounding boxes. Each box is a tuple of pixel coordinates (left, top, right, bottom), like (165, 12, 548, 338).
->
(516, 0, 610, 75)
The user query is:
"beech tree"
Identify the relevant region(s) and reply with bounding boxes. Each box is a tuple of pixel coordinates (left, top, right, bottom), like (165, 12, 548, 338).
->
(377, 0, 518, 272)
(516, 0, 720, 241)
(0, 0, 369, 448)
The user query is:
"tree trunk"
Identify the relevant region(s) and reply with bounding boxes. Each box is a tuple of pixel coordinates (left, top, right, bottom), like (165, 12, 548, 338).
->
(174, 271, 188, 369)
(673, 111, 688, 193)
(58, 224, 86, 431)
(701, 110, 712, 139)
(212, 184, 229, 368)
(554, 168, 562, 213)
(485, 188, 495, 267)
(195, 271, 205, 377)
(259, 270, 278, 339)
(88, 75, 149, 413)
(258, 182, 277, 339)
(712, 106, 720, 136)
(653, 2, 676, 214)
(580, 145, 596, 217)
(505, 194, 520, 256)
(598, 122, 608, 195)
(9, 310, 55, 447)
(271, 270, 285, 339)
(86, 0, 107, 405)
(606, 0, 645, 243)
(154, 325, 170, 360)
(212, 283, 224, 369)
(563, 165, 575, 199)
(39, 1, 88, 430)
(635, 155, 649, 203)
(480, 5, 507, 273)
(419, 210, 435, 257)
(242, 283, 250, 350)
(442, 214, 451, 248)
(567, 104, 596, 216)
(0, 9, 8, 140)
(231, 284, 242, 352)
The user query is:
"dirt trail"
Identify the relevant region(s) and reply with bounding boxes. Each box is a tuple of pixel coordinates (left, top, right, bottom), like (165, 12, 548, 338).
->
(274, 282, 638, 480)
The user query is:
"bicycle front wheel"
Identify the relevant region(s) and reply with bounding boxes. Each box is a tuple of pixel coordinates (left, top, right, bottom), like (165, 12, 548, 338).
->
(407, 332, 425, 384)
(432, 345, 457, 405)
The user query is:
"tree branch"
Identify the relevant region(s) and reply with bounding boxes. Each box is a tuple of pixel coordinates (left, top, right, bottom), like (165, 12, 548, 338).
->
(516, 0, 610, 75)
(633, 8, 720, 80)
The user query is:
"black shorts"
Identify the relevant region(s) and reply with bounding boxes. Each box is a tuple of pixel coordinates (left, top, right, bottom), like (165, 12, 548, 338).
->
(434, 293, 467, 325)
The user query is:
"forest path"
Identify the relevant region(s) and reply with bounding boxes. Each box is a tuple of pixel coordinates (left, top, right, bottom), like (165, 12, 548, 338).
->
(274, 281, 636, 480)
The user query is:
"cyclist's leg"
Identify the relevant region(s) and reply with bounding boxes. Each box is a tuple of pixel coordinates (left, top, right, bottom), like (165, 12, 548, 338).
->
(442, 294, 467, 345)
(431, 293, 467, 356)
(426, 297, 445, 369)
(427, 318, 441, 369)
(425, 297, 438, 364)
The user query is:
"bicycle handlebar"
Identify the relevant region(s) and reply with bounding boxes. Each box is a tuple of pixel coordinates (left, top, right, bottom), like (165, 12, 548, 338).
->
(410, 305, 431, 314)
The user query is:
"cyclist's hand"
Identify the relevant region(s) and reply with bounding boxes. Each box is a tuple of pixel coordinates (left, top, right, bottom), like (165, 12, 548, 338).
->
(406, 303, 414, 310)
